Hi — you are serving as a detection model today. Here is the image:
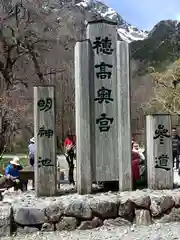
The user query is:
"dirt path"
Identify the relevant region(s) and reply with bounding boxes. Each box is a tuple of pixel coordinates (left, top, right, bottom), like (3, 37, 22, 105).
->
(2, 222, 180, 240)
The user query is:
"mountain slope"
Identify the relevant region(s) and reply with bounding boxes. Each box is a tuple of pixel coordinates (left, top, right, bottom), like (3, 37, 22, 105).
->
(131, 20, 180, 68)
(76, 0, 148, 42)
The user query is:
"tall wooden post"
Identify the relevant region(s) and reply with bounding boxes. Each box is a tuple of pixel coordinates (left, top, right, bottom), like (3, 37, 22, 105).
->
(146, 114, 173, 189)
(34, 85, 57, 197)
(86, 19, 119, 182)
(116, 41, 132, 191)
(75, 40, 93, 194)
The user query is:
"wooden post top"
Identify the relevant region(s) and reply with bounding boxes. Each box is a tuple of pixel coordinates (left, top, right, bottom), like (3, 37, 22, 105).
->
(87, 19, 117, 25)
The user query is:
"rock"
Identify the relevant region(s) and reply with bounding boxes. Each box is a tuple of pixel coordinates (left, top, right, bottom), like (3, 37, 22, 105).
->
(155, 207, 180, 223)
(13, 207, 45, 225)
(78, 217, 102, 230)
(17, 226, 39, 234)
(89, 199, 118, 218)
(91, 217, 103, 228)
(41, 222, 54, 232)
(0, 205, 12, 237)
(150, 195, 174, 217)
(45, 201, 65, 223)
(132, 195, 151, 209)
(56, 216, 78, 231)
(134, 209, 152, 225)
(118, 198, 135, 221)
(172, 193, 180, 207)
(64, 200, 92, 219)
(103, 217, 131, 226)
(78, 221, 93, 230)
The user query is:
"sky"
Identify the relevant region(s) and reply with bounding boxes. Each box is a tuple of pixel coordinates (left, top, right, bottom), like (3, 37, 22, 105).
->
(103, 0, 180, 30)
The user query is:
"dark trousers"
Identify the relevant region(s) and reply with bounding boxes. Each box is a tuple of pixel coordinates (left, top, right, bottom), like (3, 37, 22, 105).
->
(66, 149, 75, 185)
(173, 151, 179, 169)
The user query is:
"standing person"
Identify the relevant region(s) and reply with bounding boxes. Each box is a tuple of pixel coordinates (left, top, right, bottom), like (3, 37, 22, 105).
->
(28, 137, 35, 189)
(172, 128, 180, 170)
(64, 134, 75, 185)
(132, 142, 141, 189)
(28, 137, 35, 167)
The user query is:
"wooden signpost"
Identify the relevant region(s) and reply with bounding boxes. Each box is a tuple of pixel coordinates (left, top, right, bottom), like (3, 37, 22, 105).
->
(75, 19, 132, 194)
(116, 41, 132, 191)
(34, 85, 57, 197)
(75, 40, 93, 194)
(86, 20, 119, 182)
(146, 114, 173, 189)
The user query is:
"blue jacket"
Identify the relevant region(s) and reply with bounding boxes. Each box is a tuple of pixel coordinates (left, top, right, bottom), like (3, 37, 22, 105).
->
(5, 164, 23, 178)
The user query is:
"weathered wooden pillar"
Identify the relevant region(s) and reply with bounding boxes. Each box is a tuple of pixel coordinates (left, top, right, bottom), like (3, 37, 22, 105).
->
(146, 114, 173, 189)
(86, 19, 119, 182)
(116, 41, 132, 191)
(34, 85, 57, 197)
(75, 40, 93, 194)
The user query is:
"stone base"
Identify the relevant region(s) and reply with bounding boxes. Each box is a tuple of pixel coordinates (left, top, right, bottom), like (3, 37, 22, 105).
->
(2, 188, 180, 235)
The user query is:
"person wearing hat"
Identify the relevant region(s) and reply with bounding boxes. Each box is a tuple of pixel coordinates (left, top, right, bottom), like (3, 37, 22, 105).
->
(0, 156, 24, 190)
(28, 137, 35, 189)
(28, 137, 35, 167)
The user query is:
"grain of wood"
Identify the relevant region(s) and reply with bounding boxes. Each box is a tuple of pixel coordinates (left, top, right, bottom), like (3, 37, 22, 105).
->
(34, 86, 57, 197)
(75, 40, 92, 194)
(86, 20, 118, 181)
(146, 114, 173, 189)
(116, 41, 132, 191)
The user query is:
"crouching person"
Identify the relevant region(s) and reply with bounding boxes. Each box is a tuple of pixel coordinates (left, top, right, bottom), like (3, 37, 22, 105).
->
(0, 157, 25, 191)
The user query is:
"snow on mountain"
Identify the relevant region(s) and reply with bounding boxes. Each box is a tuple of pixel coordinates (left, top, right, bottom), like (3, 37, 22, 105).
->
(76, 0, 148, 42)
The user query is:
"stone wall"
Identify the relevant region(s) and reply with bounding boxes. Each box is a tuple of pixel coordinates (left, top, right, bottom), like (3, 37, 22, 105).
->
(1, 188, 180, 236)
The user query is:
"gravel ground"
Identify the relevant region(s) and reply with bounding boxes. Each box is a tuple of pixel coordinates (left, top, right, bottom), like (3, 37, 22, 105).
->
(2, 164, 180, 239)
(2, 223, 180, 240)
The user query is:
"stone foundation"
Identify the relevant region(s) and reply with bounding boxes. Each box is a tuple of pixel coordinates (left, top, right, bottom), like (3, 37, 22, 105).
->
(2, 188, 180, 236)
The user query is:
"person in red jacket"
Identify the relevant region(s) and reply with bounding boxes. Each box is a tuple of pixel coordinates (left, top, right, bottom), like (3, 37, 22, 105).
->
(64, 134, 76, 185)
(132, 141, 141, 187)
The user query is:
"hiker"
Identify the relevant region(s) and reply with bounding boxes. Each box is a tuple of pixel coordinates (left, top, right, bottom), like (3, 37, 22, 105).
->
(28, 137, 35, 167)
(132, 142, 140, 183)
(172, 128, 180, 170)
(28, 137, 35, 189)
(64, 134, 76, 185)
(0, 156, 24, 191)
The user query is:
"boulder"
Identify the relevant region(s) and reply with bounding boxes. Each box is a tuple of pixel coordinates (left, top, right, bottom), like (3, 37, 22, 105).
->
(171, 193, 180, 207)
(41, 222, 54, 232)
(17, 226, 39, 234)
(45, 201, 65, 223)
(56, 216, 78, 231)
(78, 217, 102, 230)
(103, 217, 131, 226)
(132, 195, 151, 209)
(118, 198, 135, 221)
(134, 209, 152, 225)
(13, 207, 45, 225)
(64, 200, 92, 219)
(89, 199, 118, 218)
(0, 205, 12, 237)
(155, 207, 180, 223)
(150, 195, 174, 217)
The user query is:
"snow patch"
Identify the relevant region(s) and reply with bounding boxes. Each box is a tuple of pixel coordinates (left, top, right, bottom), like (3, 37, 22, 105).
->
(76, 0, 148, 42)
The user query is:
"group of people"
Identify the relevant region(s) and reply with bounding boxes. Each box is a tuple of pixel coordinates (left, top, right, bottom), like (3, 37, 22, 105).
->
(1, 128, 180, 192)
